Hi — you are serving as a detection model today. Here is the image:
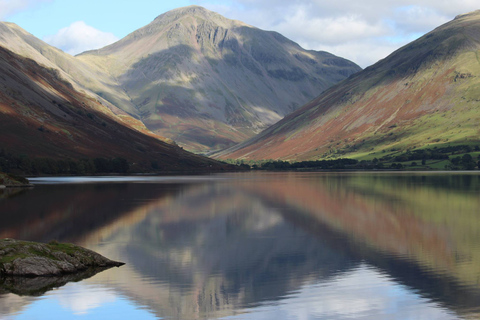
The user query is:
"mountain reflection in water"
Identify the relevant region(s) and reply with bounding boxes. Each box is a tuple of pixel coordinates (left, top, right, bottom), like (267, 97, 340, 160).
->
(0, 173, 479, 319)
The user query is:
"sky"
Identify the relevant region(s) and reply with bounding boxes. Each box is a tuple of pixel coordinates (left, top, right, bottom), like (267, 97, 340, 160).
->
(1, 0, 479, 67)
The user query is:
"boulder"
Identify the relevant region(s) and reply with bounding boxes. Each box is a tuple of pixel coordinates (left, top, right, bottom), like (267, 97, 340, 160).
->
(0, 239, 124, 277)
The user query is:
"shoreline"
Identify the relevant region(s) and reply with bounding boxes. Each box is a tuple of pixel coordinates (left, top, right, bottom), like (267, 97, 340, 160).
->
(0, 184, 34, 188)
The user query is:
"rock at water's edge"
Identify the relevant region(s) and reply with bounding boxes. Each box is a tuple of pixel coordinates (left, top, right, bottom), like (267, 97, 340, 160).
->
(0, 239, 124, 277)
(0, 173, 33, 188)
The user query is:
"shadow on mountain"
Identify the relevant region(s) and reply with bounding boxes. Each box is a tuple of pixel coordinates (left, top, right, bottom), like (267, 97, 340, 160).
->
(0, 44, 229, 172)
(121, 39, 359, 151)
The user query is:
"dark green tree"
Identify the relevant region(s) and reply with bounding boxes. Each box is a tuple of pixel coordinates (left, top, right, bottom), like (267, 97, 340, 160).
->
(112, 157, 129, 173)
(461, 154, 476, 170)
(94, 158, 111, 173)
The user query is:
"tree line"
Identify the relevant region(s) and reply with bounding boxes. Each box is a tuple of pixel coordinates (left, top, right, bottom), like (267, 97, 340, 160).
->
(225, 144, 480, 171)
(0, 149, 129, 175)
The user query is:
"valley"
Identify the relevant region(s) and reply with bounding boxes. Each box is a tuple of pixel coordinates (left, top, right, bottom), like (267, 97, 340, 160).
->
(1, 6, 480, 173)
(1, 4, 480, 320)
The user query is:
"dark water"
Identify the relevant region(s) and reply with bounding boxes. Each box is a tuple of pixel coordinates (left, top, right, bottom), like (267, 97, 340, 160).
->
(1, 172, 480, 319)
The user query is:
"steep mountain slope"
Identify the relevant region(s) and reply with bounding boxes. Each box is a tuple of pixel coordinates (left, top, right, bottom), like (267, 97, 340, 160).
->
(217, 10, 480, 161)
(0, 21, 155, 136)
(0, 45, 229, 172)
(77, 5, 360, 152)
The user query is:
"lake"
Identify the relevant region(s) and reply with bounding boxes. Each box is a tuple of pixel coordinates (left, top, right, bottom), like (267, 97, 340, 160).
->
(0, 172, 480, 319)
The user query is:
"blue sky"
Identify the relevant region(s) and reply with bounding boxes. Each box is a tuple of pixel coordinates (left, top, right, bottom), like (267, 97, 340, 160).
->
(1, 0, 479, 67)
(2, 0, 191, 40)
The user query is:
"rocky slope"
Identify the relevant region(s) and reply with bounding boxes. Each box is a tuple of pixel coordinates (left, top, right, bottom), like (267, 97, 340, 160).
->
(76, 6, 360, 152)
(0, 45, 230, 172)
(217, 10, 480, 161)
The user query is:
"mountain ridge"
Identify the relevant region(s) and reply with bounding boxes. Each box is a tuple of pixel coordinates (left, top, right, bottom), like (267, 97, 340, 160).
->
(81, 5, 251, 57)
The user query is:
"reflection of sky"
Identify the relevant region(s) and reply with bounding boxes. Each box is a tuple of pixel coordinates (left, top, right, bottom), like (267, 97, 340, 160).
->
(5, 264, 459, 320)
(9, 283, 157, 320)
(220, 264, 459, 320)
(28, 176, 229, 185)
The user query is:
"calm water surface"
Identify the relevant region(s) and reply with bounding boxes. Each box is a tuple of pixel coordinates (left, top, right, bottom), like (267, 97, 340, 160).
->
(0, 172, 480, 319)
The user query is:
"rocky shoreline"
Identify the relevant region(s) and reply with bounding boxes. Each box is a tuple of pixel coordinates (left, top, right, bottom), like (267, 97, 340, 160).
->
(0, 173, 33, 188)
(0, 239, 124, 277)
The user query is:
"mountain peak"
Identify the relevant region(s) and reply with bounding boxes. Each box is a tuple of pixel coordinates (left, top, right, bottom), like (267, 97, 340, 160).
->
(75, 5, 360, 152)
(156, 5, 210, 17)
(151, 5, 243, 27)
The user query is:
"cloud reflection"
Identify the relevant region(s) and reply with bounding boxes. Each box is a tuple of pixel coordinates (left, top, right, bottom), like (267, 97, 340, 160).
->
(222, 265, 458, 320)
(56, 283, 117, 315)
(9, 283, 156, 320)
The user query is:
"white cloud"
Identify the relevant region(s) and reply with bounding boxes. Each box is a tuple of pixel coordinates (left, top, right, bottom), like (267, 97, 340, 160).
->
(392, 6, 453, 33)
(309, 40, 408, 71)
(56, 283, 117, 315)
(274, 9, 390, 45)
(44, 21, 118, 55)
(0, 0, 50, 20)
(199, 0, 480, 67)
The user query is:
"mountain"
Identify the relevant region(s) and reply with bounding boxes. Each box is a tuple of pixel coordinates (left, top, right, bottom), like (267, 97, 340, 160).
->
(76, 5, 361, 152)
(216, 10, 480, 161)
(0, 6, 360, 153)
(0, 45, 230, 173)
(0, 21, 150, 134)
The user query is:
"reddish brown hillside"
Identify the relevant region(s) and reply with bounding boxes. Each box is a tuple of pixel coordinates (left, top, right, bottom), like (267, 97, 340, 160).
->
(0, 46, 229, 172)
(217, 10, 480, 161)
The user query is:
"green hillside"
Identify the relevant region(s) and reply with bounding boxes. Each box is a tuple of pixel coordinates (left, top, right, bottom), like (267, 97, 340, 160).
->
(217, 11, 480, 162)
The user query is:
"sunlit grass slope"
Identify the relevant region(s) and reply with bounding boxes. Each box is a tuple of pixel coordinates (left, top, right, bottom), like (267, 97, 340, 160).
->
(217, 11, 480, 161)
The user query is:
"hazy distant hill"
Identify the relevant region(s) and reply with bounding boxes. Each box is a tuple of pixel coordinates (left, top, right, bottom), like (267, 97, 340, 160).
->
(76, 5, 360, 152)
(0, 45, 229, 172)
(217, 10, 480, 161)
